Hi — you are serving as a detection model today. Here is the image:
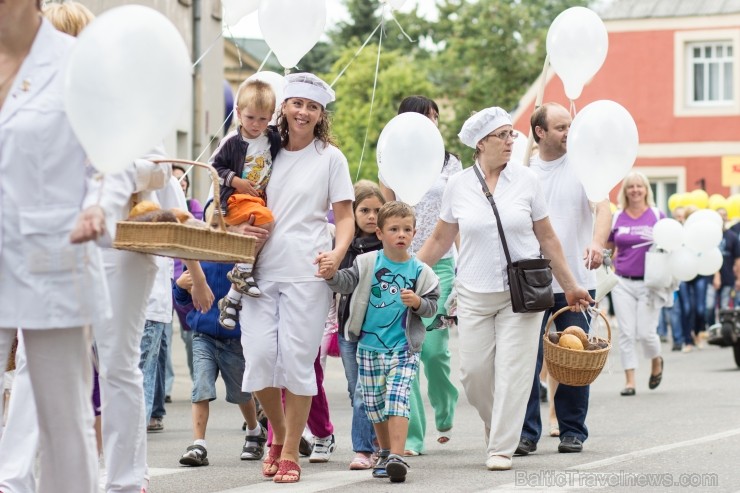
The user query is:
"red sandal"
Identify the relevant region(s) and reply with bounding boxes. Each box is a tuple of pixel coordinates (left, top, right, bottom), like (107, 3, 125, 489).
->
(273, 459, 301, 484)
(262, 444, 283, 478)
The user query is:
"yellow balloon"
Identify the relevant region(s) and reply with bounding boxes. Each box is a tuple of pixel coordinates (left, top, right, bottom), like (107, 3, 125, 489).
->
(668, 193, 681, 212)
(727, 194, 740, 219)
(689, 189, 709, 209)
(676, 192, 693, 208)
(610, 202, 618, 214)
(708, 193, 727, 211)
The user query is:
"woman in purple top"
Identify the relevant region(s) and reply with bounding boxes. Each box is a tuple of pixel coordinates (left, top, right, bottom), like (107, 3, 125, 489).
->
(606, 172, 664, 397)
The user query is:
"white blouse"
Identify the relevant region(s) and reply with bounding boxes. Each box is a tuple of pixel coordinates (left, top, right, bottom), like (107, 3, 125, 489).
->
(439, 162, 548, 293)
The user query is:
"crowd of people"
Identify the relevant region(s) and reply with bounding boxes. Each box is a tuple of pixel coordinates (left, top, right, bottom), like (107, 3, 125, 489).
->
(0, 2, 733, 492)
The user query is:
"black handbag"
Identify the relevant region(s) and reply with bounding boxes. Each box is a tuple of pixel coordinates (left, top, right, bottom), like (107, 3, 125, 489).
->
(473, 166, 554, 313)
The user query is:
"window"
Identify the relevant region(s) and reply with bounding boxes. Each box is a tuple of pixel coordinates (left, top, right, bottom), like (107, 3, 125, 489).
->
(675, 29, 740, 117)
(688, 41, 733, 105)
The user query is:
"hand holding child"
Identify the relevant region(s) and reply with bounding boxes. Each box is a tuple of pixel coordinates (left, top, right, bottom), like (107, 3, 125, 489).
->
(314, 250, 339, 279)
(400, 289, 421, 310)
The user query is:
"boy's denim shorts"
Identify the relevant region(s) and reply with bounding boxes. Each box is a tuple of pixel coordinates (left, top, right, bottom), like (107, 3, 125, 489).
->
(191, 332, 252, 404)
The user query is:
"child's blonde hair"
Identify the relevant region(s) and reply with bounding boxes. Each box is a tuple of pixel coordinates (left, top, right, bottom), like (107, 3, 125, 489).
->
(44, 2, 94, 37)
(236, 79, 276, 114)
(378, 201, 416, 229)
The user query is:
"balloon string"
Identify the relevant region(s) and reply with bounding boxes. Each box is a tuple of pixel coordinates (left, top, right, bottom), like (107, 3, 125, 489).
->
(587, 204, 596, 269)
(258, 49, 273, 73)
(355, 12, 385, 181)
(330, 20, 383, 88)
(388, 10, 415, 42)
(192, 30, 225, 69)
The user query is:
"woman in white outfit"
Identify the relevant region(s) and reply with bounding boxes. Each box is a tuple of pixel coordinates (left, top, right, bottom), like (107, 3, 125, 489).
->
(416, 107, 591, 471)
(0, 2, 109, 491)
(239, 73, 354, 484)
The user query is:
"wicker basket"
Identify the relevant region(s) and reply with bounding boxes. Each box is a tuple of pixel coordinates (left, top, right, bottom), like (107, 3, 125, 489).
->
(543, 306, 611, 386)
(114, 159, 255, 263)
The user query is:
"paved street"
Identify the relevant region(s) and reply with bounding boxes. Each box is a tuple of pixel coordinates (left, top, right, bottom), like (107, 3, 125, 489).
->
(148, 318, 740, 492)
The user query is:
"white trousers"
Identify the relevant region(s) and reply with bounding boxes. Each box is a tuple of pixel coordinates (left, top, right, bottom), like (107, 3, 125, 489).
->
(94, 250, 157, 493)
(0, 327, 96, 493)
(0, 334, 38, 492)
(455, 285, 541, 459)
(611, 278, 662, 370)
(240, 280, 332, 396)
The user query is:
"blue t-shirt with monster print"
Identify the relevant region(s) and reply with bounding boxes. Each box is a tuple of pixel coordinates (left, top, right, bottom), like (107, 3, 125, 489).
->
(359, 250, 424, 353)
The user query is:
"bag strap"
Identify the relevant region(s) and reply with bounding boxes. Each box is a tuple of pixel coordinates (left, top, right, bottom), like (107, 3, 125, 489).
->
(473, 165, 513, 268)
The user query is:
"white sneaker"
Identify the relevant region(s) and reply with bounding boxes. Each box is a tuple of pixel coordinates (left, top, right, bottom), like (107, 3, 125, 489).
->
(486, 455, 512, 471)
(309, 434, 336, 463)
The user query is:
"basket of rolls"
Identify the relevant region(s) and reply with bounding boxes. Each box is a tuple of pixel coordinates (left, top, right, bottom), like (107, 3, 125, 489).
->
(113, 159, 255, 263)
(543, 306, 611, 386)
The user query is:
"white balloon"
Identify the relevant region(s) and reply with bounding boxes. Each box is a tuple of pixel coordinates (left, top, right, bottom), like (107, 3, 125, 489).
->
(259, 0, 326, 68)
(246, 71, 285, 123)
(685, 208, 723, 229)
(684, 220, 723, 253)
(223, 0, 260, 27)
(568, 100, 639, 202)
(377, 113, 445, 206)
(382, 0, 408, 9)
(696, 248, 723, 276)
(65, 6, 191, 174)
(669, 247, 699, 282)
(547, 7, 608, 100)
(652, 218, 684, 252)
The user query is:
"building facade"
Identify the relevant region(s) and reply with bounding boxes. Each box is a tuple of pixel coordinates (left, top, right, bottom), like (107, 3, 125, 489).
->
(512, 0, 740, 212)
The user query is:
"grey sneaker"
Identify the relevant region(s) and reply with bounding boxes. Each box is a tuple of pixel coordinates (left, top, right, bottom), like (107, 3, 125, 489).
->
(309, 434, 336, 463)
(372, 453, 389, 479)
(241, 425, 267, 460)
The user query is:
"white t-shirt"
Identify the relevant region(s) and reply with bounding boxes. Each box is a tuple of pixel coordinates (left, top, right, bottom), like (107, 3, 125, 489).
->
(440, 162, 548, 293)
(257, 141, 354, 282)
(379, 154, 463, 257)
(242, 133, 272, 194)
(530, 154, 595, 292)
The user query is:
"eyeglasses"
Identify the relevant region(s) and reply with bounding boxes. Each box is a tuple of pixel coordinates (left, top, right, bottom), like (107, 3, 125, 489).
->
(489, 130, 518, 141)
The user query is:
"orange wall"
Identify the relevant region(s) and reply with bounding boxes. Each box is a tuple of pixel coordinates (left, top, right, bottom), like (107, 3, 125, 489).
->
(515, 29, 738, 142)
(514, 25, 739, 198)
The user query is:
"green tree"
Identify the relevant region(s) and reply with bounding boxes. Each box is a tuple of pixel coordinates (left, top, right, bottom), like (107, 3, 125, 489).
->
(417, 0, 589, 162)
(325, 44, 435, 182)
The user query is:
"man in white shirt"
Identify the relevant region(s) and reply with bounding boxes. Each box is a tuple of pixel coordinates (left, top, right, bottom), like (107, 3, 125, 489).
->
(516, 103, 611, 455)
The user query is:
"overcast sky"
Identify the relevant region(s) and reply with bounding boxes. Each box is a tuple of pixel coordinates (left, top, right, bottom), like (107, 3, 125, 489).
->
(228, 0, 438, 39)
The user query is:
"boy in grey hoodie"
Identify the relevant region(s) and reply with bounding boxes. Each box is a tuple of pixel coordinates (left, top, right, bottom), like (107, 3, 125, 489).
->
(323, 201, 439, 483)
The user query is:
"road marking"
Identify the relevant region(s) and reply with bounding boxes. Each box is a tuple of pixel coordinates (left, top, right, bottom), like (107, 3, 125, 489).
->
(485, 427, 740, 491)
(215, 470, 369, 492)
(148, 467, 192, 478)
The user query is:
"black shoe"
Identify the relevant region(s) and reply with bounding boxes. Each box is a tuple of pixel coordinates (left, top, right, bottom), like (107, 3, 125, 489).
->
(620, 387, 636, 396)
(539, 382, 548, 403)
(558, 436, 583, 453)
(648, 356, 664, 390)
(298, 436, 313, 457)
(372, 454, 390, 479)
(514, 437, 537, 456)
(241, 425, 267, 460)
(165, 394, 172, 403)
(671, 344, 682, 352)
(385, 454, 409, 483)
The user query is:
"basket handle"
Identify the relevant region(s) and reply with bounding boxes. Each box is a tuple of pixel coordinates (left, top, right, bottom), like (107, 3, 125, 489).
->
(545, 305, 612, 343)
(151, 159, 226, 232)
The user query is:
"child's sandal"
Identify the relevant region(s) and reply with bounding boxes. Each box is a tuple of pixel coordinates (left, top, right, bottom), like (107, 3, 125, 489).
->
(217, 297, 240, 330)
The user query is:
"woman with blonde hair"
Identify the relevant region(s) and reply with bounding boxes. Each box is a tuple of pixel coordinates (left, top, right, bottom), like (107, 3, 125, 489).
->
(607, 171, 665, 396)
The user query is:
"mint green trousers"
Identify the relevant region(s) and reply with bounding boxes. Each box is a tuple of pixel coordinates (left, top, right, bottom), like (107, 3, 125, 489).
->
(405, 257, 459, 453)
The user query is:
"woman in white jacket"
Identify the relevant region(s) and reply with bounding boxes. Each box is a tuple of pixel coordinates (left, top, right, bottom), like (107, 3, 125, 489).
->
(0, 4, 110, 492)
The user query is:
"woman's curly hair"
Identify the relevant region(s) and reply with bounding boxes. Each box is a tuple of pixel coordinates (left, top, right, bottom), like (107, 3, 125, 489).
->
(277, 99, 338, 149)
